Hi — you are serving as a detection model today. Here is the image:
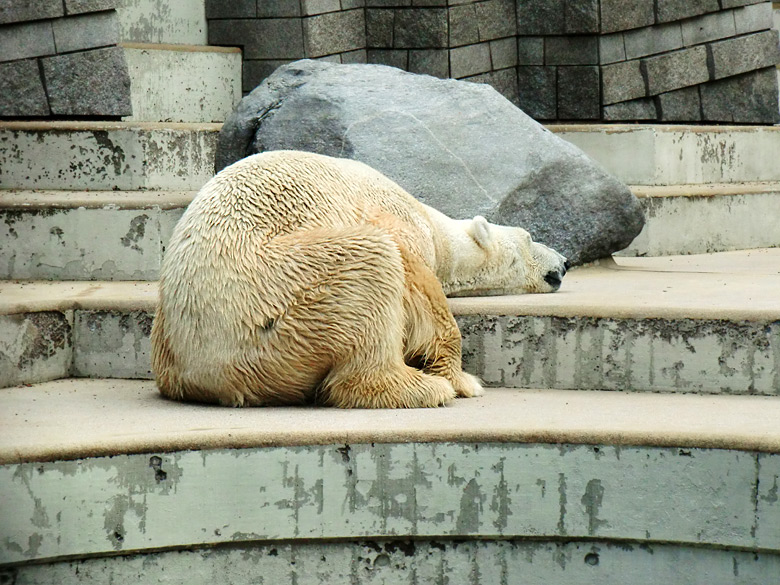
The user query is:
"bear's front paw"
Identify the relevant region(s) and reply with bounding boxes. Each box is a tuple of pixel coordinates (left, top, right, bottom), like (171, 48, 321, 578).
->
(453, 372, 484, 398)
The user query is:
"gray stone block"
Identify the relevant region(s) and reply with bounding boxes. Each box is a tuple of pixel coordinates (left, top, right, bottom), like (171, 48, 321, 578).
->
(700, 67, 780, 123)
(516, 0, 564, 35)
(489, 37, 517, 69)
(366, 49, 408, 69)
(301, 0, 341, 15)
(304, 9, 366, 56)
(599, 33, 625, 64)
(411, 0, 445, 5)
(680, 10, 737, 46)
(657, 85, 702, 121)
(205, 0, 256, 18)
(557, 65, 599, 119)
(51, 11, 119, 54)
(517, 65, 557, 118)
(449, 4, 478, 47)
(217, 60, 643, 264)
(517, 37, 544, 65)
(409, 49, 448, 77)
(467, 67, 519, 105)
(258, 0, 302, 17)
(0, 0, 63, 25)
(565, 0, 599, 33)
(366, 9, 393, 47)
(602, 60, 646, 104)
(600, 0, 654, 34)
(544, 35, 598, 65)
(656, 0, 720, 23)
(643, 45, 709, 95)
(603, 98, 658, 120)
(720, 0, 766, 8)
(623, 22, 683, 60)
(64, 0, 119, 15)
(709, 29, 780, 80)
(341, 49, 368, 63)
(733, 2, 774, 35)
(394, 7, 447, 48)
(209, 18, 305, 59)
(366, 0, 411, 5)
(0, 20, 55, 63)
(450, 42, 491, 78)
(475, 0, 516, 41)
(242, 59, 291, 92)
(0, 58, 49, 116)
(42, 46, 131, 116)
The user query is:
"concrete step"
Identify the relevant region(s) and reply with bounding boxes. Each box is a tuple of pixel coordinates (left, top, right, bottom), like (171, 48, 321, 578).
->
(550, 124, 780, 186)
(1, 378, 778, 577)
(2, 250, 778, 394)
(121, 43, 242, 123)
(0, 121, 219, 190)
(3, 183, 778, 281)
(619, 182, 780, 256)
(116, 0, 208, 45)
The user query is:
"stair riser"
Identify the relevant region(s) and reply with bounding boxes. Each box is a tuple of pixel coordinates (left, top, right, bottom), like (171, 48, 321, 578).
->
(6, 539, 778, 585)
(0, 125, 218, 190)
(1, 206, 181, 281)
(117, 0, 208, 45)
(458, 315, 780, 396)
(3, 309, 778, 395)
(620, 191, 780, 256)
(4, 188, 779, 281)
(552, 125, 780, 186)
(0, 310, 152, 388)
(1, 443, 777, 565)
(122, 46, 242, 124)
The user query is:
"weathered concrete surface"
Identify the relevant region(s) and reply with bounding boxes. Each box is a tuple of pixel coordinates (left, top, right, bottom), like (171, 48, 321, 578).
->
(0, 392, 777, 564)
(1, 250, 779, 391)
(116, 0, 207, 45)
(121, 44, 241, 123)
(0, 191, 192, 280)
(551, 124, 780, 185)
(72, 310, 152, 379)
(621, 182, 780, 256)
(0, 122, 219, 190)
(217, 60, 644, 265)
(4, 539, 780, 584)
(0, 312, 72, 387)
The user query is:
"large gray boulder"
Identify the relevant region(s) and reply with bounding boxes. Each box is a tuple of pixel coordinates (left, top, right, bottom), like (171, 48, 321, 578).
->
(217, 60, 644, 265)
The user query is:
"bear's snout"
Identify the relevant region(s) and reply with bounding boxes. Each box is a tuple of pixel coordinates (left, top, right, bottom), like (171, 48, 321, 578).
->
(544, 260, 568, 291)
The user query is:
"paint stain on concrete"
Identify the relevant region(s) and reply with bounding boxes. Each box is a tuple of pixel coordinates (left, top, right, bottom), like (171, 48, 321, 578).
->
(581, 479, 608, 535)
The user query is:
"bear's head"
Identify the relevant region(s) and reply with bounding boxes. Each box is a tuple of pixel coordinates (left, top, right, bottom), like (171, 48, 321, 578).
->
(446, 216, 569, 297)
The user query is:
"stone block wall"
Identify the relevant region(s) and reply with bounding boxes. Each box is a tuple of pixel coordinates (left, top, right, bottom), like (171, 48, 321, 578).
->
(0, 0, 131, 117)
(517, 0, 780, 122)
(207, 0, 780, 124)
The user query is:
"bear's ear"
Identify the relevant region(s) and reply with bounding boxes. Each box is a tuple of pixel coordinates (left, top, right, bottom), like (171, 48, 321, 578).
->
(469, 216, 492, 249)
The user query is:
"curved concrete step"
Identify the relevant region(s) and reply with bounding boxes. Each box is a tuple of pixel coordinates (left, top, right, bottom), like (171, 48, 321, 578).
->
(0, 121, 219, 190)
(550, 124, 780, 185)
(121, 43, 242, 123)
(620, 182, 780, 256)
(0, 378, 778, 571)
(1, 249, 779, 394)
(3, 182, 779, 281)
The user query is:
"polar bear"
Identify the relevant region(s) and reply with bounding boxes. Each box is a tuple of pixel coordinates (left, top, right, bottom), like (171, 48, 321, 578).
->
(151, 150, 567, 409)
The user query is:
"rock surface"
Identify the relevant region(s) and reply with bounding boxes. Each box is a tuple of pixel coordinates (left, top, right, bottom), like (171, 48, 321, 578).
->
(216, 60, 644, 265)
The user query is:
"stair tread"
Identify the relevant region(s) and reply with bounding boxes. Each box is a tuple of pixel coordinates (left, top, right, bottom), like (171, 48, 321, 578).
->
(2, 378, 778, 465)
(2, 249, 779, 320)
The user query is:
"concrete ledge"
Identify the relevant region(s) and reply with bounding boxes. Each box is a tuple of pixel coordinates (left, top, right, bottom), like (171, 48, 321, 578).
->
(549, 124, 780, 185)
(0, 122, 219, 190)
(1, 379, 779, 565)
(3, 379, 780, 464)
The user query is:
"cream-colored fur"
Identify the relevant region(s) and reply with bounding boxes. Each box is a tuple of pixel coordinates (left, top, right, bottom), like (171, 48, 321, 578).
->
(151, 150, 567, 408)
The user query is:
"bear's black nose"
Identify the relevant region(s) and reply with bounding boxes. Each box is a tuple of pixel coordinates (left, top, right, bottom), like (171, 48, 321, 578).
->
(544, 270, 563, 290)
